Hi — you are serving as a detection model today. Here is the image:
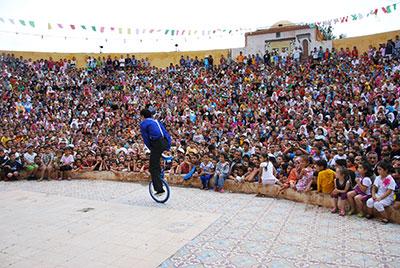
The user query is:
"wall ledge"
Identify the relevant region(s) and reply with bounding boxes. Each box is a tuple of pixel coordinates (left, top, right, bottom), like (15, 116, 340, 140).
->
(70, 170, 400, 224)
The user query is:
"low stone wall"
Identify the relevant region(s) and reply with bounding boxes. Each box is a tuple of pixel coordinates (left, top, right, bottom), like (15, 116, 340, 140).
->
(70, 171, 400, 224)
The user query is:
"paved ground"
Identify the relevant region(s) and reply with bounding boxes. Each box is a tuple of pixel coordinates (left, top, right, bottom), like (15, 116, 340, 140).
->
(1, 180, 400, 268)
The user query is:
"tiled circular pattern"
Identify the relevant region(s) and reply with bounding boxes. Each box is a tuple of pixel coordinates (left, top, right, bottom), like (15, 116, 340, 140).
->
(1, 180, 400, 268)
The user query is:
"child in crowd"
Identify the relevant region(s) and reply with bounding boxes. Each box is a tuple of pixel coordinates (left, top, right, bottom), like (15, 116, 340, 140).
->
(199, 154, 215, 190)
(60, 147, 74, 180)
(295, 155, 314, 192)
(316, 159, 335, 194)
(366, 161, 396, 223)
(259, 154, 279, 185)
(347, 162, 373, 217)
(331, 166, 351, 216)
(214, 153, 230, 193)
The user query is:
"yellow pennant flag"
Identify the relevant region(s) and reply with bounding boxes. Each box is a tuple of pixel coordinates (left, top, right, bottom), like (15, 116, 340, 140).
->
(127, 28, 131, 34)
(118, 28, 122, 34)
(48, 23, 52, 30)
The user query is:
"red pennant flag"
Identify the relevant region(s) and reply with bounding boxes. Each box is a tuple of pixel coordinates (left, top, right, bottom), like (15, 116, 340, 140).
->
(100, 27, 105, 33)
(110, 27, 115, 31)
(176, 30, 179, 35)
(149, 29, 154, 33)
(70, 25, 75, 30)
(340, 16, 348, 23)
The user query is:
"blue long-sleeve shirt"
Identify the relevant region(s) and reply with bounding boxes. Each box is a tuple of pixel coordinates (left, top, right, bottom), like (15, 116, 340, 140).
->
(140, 118, 171, 150)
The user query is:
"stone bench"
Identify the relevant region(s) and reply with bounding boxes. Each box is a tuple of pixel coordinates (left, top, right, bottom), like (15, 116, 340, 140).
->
(70, 170, 400, 224)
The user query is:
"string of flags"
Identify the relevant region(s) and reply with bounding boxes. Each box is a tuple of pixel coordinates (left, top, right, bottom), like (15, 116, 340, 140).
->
(304, 1, 398, 28)
(0, 1, 398, 38)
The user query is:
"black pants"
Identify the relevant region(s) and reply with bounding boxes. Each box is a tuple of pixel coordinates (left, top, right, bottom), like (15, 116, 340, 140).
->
(149, 138, 168, 192)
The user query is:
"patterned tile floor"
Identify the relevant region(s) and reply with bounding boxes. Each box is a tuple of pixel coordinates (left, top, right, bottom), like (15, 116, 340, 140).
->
(1, 180, 400, 268)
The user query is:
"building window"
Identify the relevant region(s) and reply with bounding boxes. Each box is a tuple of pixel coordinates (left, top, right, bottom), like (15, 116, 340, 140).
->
(276, 32, 281, 38)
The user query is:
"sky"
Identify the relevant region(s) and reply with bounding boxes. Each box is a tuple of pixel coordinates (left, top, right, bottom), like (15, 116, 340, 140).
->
(0, 0, 399, 53)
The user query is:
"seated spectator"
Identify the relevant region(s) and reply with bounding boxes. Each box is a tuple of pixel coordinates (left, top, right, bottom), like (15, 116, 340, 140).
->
(39, 146, 54, 181)
(3, 153, 23, 181)
(295, 155, 314, 192)
(213, 153, 230, 193)
(199, 154, 215, 189)
(24, 145, 38, 180)
(366, 161, 396, 223)
(60, 147, 74, 180)
(316, 159, 335, 194)
(331, 166, 352, 216)
(347, 162, 373, 217)
(259, 154, 279, 185)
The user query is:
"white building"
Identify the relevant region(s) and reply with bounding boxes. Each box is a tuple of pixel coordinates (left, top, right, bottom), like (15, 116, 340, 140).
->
(231, 21, 332, 60)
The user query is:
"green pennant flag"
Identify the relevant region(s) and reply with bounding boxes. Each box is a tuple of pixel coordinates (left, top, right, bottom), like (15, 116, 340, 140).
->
(382, 5, 391, 13)
(29, 21, 35, 27)
(92, 26, 96, 31)
(393, 3, 397, 11)
(171, 29, 175, 36)
(165, 29, 169, 35)
(81, 25, 86, 30)
(19, 19, 26, 26)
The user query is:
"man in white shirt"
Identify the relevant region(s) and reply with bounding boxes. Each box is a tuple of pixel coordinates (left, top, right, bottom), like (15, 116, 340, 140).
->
(24, 146, 38, 179)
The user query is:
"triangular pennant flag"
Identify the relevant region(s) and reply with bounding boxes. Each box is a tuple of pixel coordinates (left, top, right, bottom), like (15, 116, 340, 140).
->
(19, 20, 26, 26)
(228, 30, 232, 34)
(0, 18, 4, 23)
(393, 3, 397, 11)
(181, 30, 185, 35)
(165, 29, 169, 35)
(110, 27, 115, 31)
(358, 13, 363, 20)
(29, 21, 35, 27)
(70, 25, 75, 30)
(382, 5, 391, 13)
(171, 29, 175, 36)
(340, 16, 348, 23)
(351, 14, 358, 20)
(333, 18, 340, 24)
(188, 30, 191, 35)
(9, 19, 15, 24)
(136, 28, 139, 34)
(193, 30, 198, 35)
(48, 23, 52, 30)
(127, 28, 131, 34)
(118, 28, 122, 34)
(100, 26, 105, 33)
(57, 23, 63, 29)
(81, 25, 86, 30)
(91, 26, 96, 31)
(149, 29, 154, 33)
(212, 30, 216, 34)
(176, 30, 179, 35)
(156, 29, 161, 32)
(142, 29, 146, 34)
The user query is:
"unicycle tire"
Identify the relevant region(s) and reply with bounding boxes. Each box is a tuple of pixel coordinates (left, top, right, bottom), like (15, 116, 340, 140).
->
(149, 179, 170, 203)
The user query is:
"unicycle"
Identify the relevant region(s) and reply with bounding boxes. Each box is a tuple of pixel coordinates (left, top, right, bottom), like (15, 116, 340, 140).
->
(148, 154, 172, 203)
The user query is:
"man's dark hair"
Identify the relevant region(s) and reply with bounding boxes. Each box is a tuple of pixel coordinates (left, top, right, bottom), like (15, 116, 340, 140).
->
(140, 109, 152, 118)
(316, 159, 327, 169)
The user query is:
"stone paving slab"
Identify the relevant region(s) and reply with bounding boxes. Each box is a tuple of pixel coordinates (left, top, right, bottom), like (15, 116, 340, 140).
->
(0, 189, 219, 268)
(0, 180, 400, 268)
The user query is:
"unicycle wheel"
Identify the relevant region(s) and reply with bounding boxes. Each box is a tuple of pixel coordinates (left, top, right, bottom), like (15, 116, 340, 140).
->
(149, 179, 170, 203)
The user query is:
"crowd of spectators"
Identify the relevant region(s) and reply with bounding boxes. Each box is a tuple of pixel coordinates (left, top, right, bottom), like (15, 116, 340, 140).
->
(1, 35, 400, 222)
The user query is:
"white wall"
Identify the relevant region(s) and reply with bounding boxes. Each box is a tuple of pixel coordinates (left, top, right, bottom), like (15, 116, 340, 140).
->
(231, 28, 332, 59)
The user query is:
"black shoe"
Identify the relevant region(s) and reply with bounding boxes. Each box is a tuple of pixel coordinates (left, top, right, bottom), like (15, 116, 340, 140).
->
(155, 190, 165, 196)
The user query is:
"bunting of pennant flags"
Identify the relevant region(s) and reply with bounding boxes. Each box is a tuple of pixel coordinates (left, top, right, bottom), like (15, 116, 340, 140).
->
(0, 1, 398, 37)
(306, 2, 398, 27)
